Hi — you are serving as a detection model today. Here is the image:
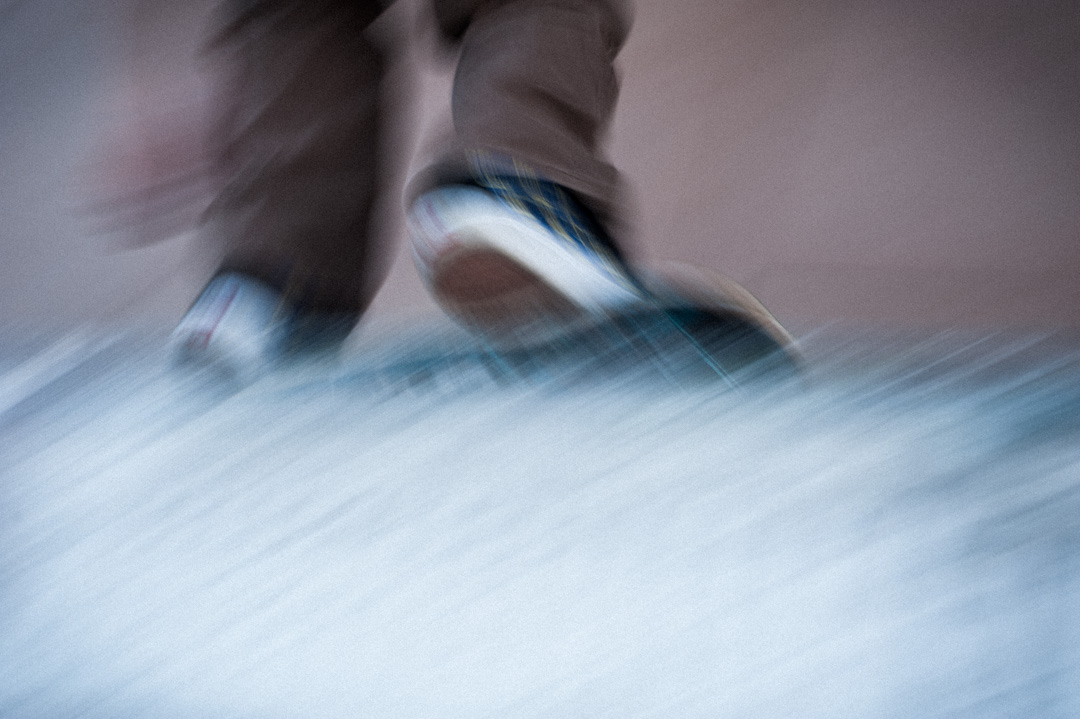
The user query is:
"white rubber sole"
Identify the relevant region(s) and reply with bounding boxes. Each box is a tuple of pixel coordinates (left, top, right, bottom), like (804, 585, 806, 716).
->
(408, 186, 641, 338)
(170, 273, 285, 384)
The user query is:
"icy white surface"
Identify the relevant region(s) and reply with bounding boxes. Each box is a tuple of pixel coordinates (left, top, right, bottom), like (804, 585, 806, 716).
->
(1, 326, 1078, 718)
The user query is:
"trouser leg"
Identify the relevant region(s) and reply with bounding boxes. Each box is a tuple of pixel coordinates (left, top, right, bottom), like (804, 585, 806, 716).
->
(425, 0, 632, 234)
(202, 0, 389, 315)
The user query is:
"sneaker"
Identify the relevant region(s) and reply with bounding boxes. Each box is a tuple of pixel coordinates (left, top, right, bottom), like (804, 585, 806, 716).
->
(170, 271, 355, 384)
(407, 172, 643, 341)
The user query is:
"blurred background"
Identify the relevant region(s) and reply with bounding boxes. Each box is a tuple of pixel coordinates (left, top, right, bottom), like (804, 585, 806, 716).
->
(3, 5, 1079, 715)
(1, 0, 1078, 334)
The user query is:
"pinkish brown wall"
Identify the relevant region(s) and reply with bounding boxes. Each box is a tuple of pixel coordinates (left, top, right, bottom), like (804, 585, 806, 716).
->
(340, 0, 1080, 332)
(2, 0, 1078, 332)
(607, 0, 1080, 330)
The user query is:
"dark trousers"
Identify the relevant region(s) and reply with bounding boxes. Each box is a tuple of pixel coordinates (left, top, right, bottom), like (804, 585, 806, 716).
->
(203, 0, 631, 314)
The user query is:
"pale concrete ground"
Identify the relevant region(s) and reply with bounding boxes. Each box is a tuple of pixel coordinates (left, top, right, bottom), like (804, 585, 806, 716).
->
(1, 0, 1078, 333)
(1, 326, 1079, 717)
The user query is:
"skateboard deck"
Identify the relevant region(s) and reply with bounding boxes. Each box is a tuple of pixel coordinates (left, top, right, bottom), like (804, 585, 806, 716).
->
(290, 263, 801, 395)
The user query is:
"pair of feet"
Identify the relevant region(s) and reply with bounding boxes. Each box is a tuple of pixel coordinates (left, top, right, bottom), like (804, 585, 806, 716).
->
(171, 175, 645, 382)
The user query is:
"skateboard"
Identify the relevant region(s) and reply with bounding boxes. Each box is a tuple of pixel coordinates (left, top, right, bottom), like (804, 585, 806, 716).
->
(312, 263, 801, 395)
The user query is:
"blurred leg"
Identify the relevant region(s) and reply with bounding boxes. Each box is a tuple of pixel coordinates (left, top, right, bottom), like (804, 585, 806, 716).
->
(430, 0, 632, 232)
(405, 0, 637, 338)
(203, 0, 389, 316)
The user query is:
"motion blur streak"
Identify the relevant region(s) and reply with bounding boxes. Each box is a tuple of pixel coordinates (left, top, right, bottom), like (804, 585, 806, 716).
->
(1, 324, 1078, 717)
